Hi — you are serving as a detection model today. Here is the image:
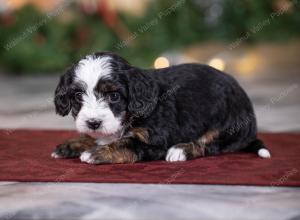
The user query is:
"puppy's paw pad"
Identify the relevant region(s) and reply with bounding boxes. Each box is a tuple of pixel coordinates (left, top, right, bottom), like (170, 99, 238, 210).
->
(166, 147, 186, 162)
(51, 152, 62, 159)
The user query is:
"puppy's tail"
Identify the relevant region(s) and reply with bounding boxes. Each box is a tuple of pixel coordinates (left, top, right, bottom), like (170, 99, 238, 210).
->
(243, 138, 271, 159)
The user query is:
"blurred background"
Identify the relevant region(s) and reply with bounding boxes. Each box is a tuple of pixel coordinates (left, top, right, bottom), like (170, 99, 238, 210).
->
(0, 0, 299, 131)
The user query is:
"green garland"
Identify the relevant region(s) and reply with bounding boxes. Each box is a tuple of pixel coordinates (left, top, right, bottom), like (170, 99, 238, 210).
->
(0, 0, 299, 74)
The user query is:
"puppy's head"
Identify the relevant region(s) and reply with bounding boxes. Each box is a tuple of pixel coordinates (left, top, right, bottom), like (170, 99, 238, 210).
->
(54, 52, 159, 136)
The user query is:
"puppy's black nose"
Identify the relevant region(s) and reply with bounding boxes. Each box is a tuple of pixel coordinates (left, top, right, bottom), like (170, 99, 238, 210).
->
(86, 119, 102, 130)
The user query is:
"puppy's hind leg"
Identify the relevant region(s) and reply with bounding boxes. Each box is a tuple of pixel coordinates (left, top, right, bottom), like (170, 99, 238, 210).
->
(166, 130, 220, 162)
(51, 134, 96, 159)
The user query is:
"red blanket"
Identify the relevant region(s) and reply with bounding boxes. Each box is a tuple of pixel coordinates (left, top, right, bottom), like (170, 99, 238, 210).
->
(0, 130, 299, 186)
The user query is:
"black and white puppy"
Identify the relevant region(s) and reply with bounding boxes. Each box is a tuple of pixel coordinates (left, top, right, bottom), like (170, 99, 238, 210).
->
(51, 52, 271, 164)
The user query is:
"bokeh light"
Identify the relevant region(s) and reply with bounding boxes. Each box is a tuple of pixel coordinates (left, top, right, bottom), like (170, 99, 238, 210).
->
(154, 57, 170, 69)
(208, 58, 225, 71)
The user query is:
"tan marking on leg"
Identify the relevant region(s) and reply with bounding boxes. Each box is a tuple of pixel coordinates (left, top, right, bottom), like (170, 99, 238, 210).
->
(53, 134, 97, 158)
(198, 130, 219, 145)
(66, 134, 96, 151)
(171, 130, 219, 160)
(124, 127, 149, 144)
(111, 147, 138, 163)
(173, 142, 206, 159)
(87, 138, 138, 164)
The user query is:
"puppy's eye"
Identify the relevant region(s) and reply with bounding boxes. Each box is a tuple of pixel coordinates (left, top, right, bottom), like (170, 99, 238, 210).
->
(74, 91, 83, 102)
(107, 92, 120, 103)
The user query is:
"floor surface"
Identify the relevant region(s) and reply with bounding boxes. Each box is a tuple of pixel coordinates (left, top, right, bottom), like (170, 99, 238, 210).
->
(1, 183, 300, 220)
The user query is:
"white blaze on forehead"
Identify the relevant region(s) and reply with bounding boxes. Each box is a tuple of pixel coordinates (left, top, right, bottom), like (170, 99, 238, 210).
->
(73, 55, 123, 135)
(75, 55, 112, 88)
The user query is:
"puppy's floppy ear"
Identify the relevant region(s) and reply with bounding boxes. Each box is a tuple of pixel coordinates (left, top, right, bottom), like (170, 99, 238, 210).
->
(125, 69, 159, 118)
(54, 66, 74, 116)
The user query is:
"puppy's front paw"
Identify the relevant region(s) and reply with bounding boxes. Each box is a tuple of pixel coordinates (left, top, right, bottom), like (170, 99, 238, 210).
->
(80, 146, 112, 164)
(51, 134, 96, 159)
(52, 142, 82, 159)
(51, 151, 63, 159)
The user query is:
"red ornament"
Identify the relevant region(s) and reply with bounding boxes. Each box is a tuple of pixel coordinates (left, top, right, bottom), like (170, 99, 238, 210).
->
(1, 13, 14, 26)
